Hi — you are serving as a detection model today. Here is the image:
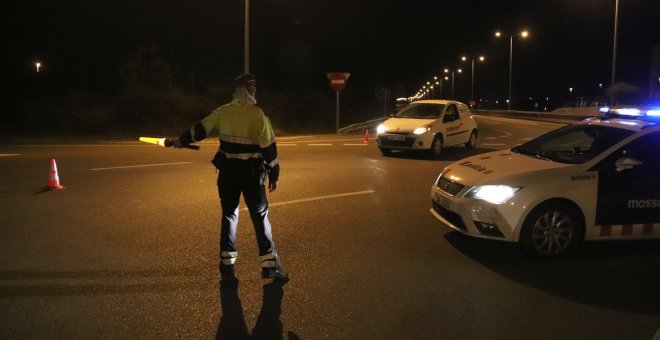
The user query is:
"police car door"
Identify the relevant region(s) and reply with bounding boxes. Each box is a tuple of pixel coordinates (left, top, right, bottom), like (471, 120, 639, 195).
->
(592, 131, 660, 237)
(442, 104, 464, 146)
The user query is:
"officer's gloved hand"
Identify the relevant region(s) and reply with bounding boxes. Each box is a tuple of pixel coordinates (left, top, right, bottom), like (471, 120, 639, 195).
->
(165, 138, 183, 148)
(268, 181, 278, 193)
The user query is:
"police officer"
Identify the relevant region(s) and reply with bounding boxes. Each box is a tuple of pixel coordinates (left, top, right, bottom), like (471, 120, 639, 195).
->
(172, 73, 287, 281)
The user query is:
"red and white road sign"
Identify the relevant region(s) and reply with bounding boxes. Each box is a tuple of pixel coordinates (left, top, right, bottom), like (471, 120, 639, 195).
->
(327, 73, 350, 91)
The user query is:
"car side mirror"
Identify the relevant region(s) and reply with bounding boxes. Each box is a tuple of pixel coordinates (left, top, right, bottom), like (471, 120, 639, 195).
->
(615, 157, 642, 172)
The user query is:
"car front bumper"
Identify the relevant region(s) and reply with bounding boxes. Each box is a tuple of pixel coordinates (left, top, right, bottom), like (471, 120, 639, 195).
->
(430, 183, 522, 242)
(377, 133, 433, 150)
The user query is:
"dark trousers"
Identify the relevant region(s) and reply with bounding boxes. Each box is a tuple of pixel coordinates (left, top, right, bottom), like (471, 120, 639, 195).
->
(217, 159, 275, 258)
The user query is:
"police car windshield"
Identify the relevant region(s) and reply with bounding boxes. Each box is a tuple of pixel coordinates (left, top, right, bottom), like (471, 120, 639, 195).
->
(396, 103, 445, 119)
(512, 124, 635, 164)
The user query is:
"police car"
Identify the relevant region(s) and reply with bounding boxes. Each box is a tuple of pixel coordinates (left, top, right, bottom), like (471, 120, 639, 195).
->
(376, 100, 478, 157)
(430, 107, 660, 257)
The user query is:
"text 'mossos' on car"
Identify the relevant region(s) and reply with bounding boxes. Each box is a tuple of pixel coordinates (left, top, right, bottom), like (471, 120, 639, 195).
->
(376, 100, 478, 157)
(430, 106, 660, 258)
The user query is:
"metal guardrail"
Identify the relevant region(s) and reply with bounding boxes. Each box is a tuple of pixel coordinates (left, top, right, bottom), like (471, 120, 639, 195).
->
(473, 109, 600, 124)
(337, 109, 602, 134)
(337, 117, 389, 134)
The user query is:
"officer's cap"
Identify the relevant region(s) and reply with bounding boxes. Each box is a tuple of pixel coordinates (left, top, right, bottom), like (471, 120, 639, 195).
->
(234, 73, 256, 87)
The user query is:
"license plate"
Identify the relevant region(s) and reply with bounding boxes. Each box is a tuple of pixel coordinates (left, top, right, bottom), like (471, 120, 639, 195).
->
(388, 135, 405, 141)
(434, 192, 452, 210)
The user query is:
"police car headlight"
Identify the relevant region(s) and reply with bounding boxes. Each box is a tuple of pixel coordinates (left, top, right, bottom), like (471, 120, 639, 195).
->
(376, 124, 386, 134)
(464, 185, 521, 204)
(413, 126, 431, 135)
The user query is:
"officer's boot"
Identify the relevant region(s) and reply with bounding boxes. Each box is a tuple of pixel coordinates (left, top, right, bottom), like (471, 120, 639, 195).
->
(260, 253, 289, 280)
(220, 264, 237, 282)
(220, 251, 238, 282)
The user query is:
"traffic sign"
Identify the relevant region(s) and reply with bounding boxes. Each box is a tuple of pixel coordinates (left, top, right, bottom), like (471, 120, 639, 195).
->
(327, 73, 350, 91)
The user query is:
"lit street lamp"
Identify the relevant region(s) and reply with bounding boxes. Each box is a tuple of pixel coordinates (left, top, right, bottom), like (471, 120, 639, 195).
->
(495, 29, 529, 110)
(35, 62, 42, 73)
(460, 55, 485, 103)
(444, 68, 462, 99)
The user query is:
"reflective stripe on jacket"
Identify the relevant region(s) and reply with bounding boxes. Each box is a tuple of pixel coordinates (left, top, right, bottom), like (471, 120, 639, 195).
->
(181, 98, 280, 182)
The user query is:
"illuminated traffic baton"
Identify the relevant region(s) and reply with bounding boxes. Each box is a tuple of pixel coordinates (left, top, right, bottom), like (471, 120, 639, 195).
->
(139, 137, 200, 150)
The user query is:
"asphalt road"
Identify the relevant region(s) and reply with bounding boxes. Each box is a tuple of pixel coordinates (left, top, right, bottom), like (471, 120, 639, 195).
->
(1, 116, 659, 340)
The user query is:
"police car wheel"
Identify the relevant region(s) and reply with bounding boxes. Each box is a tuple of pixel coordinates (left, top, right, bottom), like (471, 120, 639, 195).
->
(430, 135, 443, 157)
(465, 130, 478, 150)
(520, 202, 582, 258)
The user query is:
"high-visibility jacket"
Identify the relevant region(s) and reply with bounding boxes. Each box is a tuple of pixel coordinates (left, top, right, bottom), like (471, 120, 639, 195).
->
(179, 98, 280, 182)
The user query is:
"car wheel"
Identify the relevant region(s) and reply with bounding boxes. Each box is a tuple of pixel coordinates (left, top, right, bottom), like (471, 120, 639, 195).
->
(520, 202, 582, 258)
(465, 130, 478, 150)
(429, 135, 443, 157)
(379, 147, 392, 156)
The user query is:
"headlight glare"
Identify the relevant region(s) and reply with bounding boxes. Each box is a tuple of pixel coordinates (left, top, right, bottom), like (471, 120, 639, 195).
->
(413, 126, 430, 135)
(376, 124, 386, 134)
(464, 185, 521, 204)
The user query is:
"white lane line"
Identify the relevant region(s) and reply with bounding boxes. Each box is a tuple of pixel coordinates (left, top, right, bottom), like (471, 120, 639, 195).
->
(308, 143, 332, 146)
(243, 190, 375, 210)
(344, 143, 368, 146)
(90, 162, 191, 171)
(0, 154, 21, 157)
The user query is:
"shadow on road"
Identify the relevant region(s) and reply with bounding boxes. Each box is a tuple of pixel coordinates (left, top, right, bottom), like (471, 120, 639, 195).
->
(445, 232, 660, 314)
(381, 147, 496, 162)
(216, 278, 300, 340)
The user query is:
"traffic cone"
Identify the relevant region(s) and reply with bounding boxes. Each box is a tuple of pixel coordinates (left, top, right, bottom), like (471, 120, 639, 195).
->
(45, 159, 64, 190)
(363, 129, 370, 144)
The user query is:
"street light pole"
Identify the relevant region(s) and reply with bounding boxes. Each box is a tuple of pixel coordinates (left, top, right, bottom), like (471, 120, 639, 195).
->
(471, 59, 475, 100)
(444, 68, 462, 99)
(610, 0, 619, 106)
(461, 55, 485, 103)
(508, 35, 513, 110)
(496, 30, 528, 110)
(435, 78, 443, 99)
(244, 0, 250, 74)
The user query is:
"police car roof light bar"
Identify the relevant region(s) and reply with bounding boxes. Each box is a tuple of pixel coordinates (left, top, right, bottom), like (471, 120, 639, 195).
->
(600, 106, 660, 123)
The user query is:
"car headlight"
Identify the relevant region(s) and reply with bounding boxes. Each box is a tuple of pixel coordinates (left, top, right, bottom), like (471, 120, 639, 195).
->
(413, 126, 431, 135)
(463, 185, 521, 204)
(376, 124, 386, 134)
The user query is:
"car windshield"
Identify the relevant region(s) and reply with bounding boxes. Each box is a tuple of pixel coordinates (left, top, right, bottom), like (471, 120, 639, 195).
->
(511, 124, 635, 164)
(395, 103, 445, 119)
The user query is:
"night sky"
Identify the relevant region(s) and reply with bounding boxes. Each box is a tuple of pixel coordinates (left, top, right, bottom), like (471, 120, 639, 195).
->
(4, 0, 660, 106)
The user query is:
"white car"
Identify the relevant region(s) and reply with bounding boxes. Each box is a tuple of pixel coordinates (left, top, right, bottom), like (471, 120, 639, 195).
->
(430, 107, 660, 257)
(376, 100, 478, 157)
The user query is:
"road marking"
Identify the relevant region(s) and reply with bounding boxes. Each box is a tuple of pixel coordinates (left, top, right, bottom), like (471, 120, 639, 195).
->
(244, 190, 375, 210)
(280, 137, 367, 143)
(281, 143, 370, 146)
(90, 162, 191, 171)
(0, 154, 21, 157)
